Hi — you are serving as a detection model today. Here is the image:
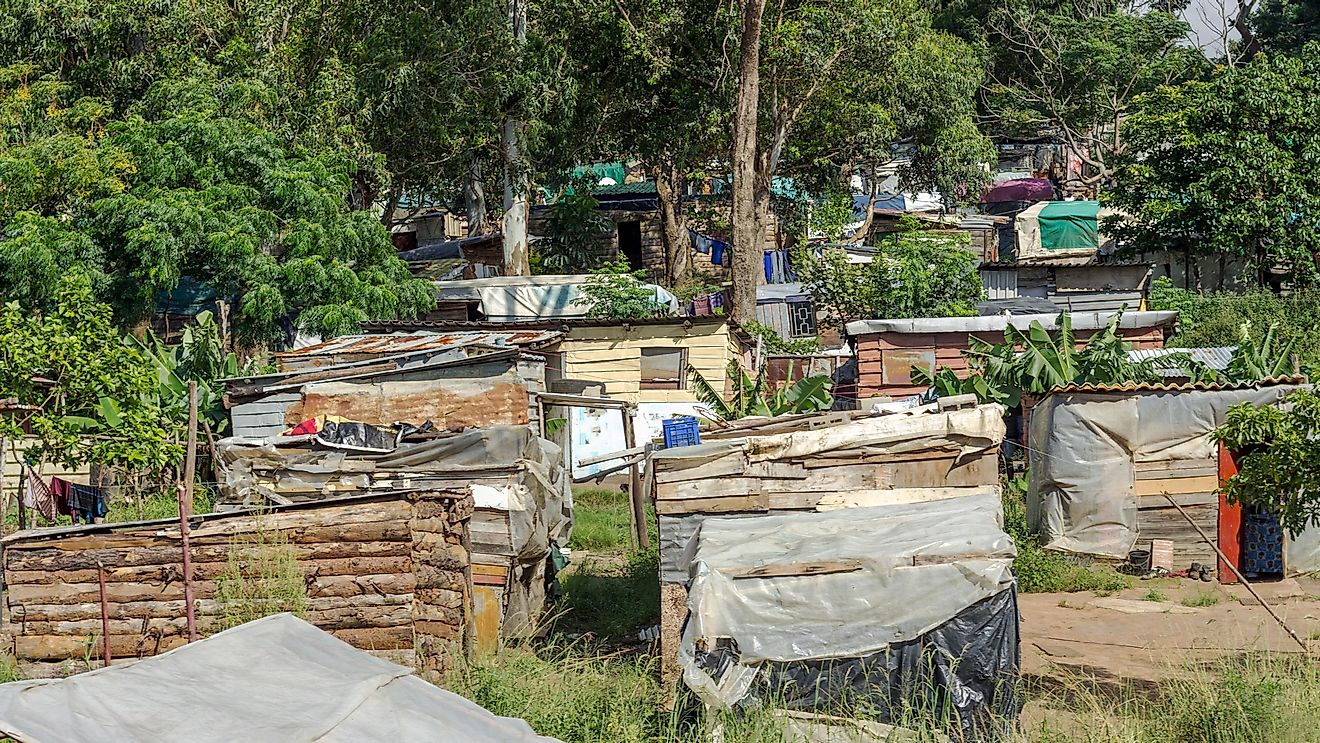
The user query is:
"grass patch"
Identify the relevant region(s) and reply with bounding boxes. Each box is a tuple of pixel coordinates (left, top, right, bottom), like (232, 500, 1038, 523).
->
(1026, 655, 1320, 743)
(569, 487, 634, 553)
(105, 486, 215, 523)
(1143, 588, 1169, 603)
(1003, 478, 1131, 594)
(214, 519, 309, 630)
(1182, 591, 1221, 608)
(558, 549, 660, 639)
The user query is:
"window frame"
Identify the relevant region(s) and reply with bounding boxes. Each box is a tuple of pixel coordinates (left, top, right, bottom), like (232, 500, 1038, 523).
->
(639, 347, 688, 390)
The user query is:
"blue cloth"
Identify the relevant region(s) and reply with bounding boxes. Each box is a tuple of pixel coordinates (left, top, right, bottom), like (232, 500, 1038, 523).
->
(689, 230, 712, 254)
(763, 252, 773, 282)
(710, 241, 727, 265)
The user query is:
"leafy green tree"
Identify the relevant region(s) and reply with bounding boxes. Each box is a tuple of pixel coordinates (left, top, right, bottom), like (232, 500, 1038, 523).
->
(1104, 44, 1320, 286)
(1251, 0, 1320, 54)
(1214, 389, 1320, 534)
(0, 274, 181, 472)
(580, 260, 670, 319)
(795, 217, 984, 324)
(983, 7, 1205, 187)
(0, 74, 433, 342)
(537, 193, 611, 273)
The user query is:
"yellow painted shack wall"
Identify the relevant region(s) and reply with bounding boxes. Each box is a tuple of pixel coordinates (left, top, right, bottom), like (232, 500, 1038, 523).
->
(558, 322, 741, 403)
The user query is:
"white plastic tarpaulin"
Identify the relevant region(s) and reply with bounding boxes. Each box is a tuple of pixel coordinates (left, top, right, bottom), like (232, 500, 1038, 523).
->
(0, 613, 560, 743)
(1027, 385, 1302, 560)
(680, 492, 1015, 707)
(434, 275, 679, 320)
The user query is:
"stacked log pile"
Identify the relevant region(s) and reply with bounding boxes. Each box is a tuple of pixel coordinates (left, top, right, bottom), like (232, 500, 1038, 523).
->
(2, 490, 472, 675)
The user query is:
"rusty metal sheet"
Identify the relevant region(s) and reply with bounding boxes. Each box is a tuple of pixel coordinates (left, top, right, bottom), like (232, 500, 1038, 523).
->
(278, 331, 563, 362)
(290, 379, 530, 430)
(881, 349, 935, 386)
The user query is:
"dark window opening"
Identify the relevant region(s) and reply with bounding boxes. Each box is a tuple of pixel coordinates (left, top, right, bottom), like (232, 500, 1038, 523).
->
(640, 347, 687, 390)
(618, 221, 644, 271)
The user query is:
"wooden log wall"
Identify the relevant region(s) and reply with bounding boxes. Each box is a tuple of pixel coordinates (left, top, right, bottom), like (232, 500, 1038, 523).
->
(2, 491, 473, 675)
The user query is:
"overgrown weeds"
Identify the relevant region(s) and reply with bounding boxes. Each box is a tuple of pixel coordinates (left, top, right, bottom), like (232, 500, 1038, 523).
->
(104, 485, 214, 523)
(214, 519, 308, 630)
(557, 549, 660, 639)
(1003, 477, 1130, 594)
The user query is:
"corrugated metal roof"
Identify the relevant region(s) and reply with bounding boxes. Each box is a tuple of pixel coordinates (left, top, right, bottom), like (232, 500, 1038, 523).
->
(1129, 346, 1236, 374)
(847, 310, 1177, 336)
(277, 330, 563, 359)
(1050, 375, 1306, 394)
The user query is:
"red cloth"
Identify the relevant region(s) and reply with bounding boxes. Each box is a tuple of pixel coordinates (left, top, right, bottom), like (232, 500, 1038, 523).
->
(49, 477, 73, 517)
(286, 418, 320, 436)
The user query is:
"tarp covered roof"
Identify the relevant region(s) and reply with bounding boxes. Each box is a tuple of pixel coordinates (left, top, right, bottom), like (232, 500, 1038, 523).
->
(430, 275, 680, 321)
(0, 613, 560, 743)
(846, 310, 1177, 337)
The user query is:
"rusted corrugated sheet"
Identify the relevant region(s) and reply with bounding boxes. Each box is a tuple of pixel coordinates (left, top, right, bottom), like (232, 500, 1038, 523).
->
(288, 378, 530, 430)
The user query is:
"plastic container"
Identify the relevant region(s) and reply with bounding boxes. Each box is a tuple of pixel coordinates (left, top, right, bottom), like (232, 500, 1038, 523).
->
(662, 416, 702, 449)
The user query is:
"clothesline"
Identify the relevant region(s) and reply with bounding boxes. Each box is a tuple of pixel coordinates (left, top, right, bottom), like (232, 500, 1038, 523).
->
(688, 228, 798, 283)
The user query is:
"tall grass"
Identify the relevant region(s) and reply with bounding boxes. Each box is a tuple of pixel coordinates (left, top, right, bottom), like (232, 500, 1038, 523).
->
(558, 549, 660, 638)
(570, 487, 634, 553)
(214, 519, 309, 630)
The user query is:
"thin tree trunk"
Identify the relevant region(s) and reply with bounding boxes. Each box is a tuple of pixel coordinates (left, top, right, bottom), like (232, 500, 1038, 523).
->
(501, 0, 531, 276)
(729, 0, 767, 325)
(464, 156, 488, 236)
(654, 164, 692, 287)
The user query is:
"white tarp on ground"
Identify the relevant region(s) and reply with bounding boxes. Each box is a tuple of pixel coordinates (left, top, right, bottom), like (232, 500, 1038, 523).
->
(680, 492, 1015, 707)
(1027, 385, 1302, 560)
(0, 613, 560, 743)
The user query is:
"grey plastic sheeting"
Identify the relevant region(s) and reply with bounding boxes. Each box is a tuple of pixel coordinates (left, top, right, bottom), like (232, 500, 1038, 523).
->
(1027, 386, 1301, 560)
(216, 426, 572, 560)
(0, 613, 559, 743)
(680, 492, 1015, 708)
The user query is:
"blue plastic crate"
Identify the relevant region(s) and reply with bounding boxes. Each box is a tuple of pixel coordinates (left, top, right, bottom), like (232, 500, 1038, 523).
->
(662, 416, 701, 448)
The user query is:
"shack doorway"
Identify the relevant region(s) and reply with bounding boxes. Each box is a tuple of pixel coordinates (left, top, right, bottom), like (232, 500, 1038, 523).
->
(617, 221, 644, 270)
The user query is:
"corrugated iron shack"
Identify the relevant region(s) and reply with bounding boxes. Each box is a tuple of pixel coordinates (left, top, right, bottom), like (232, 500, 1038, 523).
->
(648, 404, 1013, 736)
(224, 344, 553, 440)
(0, 489, 472, 674)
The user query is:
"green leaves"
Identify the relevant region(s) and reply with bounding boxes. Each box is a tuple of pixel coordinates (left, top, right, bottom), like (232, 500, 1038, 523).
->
(580, 260, 669, 320)
(1215, 390, 1320, 534)
(796, 217, 984, 325)
(1106, 45, 1320, 286)
(686, 360, 833, 421)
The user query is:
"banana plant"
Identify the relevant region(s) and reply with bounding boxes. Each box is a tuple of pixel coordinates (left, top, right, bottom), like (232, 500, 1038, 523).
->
(687, 361, 834, 421)
(1227, 321, 1298, 381)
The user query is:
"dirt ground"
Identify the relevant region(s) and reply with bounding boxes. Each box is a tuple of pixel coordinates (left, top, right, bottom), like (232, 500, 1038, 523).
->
(1021, 575, 1320, 691)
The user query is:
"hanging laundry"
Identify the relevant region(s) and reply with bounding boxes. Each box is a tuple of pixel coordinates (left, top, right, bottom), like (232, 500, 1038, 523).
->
(49, 477, 73, 517)
(710, 241, 726, 266)
(763, 252, 773, 283)
(22, 464, 57, 523)
(68, 484, 108, 525)
(688, 230, 712, 254)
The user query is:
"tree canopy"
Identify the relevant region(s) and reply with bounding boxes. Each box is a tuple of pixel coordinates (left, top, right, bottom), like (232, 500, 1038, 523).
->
(1104, 43, 1320, 287)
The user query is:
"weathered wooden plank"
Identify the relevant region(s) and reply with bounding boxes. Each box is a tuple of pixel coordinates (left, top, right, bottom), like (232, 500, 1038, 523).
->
(657, 477, 762, 501)
(1137, 492, 1216, 510)
(655, 495, 769, 515)
(473, 585, 503, 653)
(814, 487, 994, 511)
(653, 454, 747, 483)
(1134, 475, 1220, 497)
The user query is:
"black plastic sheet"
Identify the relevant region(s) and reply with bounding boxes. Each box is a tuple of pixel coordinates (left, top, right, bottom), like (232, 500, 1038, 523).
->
(698, 588, 1020, 742)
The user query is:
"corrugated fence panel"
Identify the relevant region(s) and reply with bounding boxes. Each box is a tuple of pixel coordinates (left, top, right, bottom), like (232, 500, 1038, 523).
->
(980, 269, 1018, 300)
(1049, 291, 1143, 314)
(231, 392, 301, 439)
(755, 302, 792, 340)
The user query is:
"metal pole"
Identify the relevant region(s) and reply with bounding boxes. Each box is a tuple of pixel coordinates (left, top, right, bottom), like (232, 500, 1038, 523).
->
(97, 562, 112, 666)
(1163, 492, 1309, 653)
(620, 408, 650, 550)
(177, 483, 198, 642)
(182, 381, 198, 518)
